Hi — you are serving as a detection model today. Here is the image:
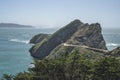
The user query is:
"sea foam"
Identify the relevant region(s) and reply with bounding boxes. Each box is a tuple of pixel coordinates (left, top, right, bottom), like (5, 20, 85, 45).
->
(10, 39, 29, 44)
(106, 43, 118, 47)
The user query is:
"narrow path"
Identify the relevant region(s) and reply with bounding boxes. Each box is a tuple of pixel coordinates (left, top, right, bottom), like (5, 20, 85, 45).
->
(63, 43, 109, 53)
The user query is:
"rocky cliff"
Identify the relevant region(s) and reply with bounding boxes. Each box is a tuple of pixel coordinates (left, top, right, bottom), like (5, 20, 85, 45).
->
(29, 19, 107, 59)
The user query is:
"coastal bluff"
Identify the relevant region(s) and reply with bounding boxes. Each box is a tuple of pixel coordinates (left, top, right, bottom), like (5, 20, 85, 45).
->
(29, 19, 108, 59)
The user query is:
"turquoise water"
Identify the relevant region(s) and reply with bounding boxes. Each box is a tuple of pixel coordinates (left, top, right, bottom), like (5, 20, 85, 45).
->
(103, 29, 120, 50)
(0, 28, 55, 78)
(0, 28, 120, 78)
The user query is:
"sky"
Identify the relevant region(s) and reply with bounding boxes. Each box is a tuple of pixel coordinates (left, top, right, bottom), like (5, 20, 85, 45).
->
(0, 0, 120, 28)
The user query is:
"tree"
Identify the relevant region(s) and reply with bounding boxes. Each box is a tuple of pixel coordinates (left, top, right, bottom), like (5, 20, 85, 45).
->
(2, 74, 13, 80)
(92, 57, 120, 80)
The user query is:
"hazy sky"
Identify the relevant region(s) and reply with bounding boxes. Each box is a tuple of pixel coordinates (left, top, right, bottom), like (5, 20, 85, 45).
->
(0, 0, 120, 28)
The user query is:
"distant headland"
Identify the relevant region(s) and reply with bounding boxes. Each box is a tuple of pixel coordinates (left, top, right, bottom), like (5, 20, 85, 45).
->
(0, 23, 33, 28)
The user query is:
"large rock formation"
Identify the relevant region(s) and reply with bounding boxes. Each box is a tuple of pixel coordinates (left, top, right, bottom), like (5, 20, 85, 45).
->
(29, 19, 107, 59)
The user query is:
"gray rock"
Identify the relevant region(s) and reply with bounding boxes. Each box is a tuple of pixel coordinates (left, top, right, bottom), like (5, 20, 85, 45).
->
(29, 19, 107, 59)
(30, 34, 49, 44)
(67, 23, 107, 50)
(30, 19, 83, 59)
(107, 47, 120, 56)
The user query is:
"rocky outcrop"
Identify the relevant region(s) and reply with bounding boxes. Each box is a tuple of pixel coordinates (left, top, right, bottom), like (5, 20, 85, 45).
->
(29, 19, 107, 59)
(66, 23, 107, 49)
(107, 47, 120, 56)
(30, 19, 83, 58)
(30, 34, 49, 44)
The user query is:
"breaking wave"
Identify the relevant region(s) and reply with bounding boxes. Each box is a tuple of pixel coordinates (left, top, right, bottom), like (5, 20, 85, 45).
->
(106, 43, 118, 47)
(10, 39, 29, 44)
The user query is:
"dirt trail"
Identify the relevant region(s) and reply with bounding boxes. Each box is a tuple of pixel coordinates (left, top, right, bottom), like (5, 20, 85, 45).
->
(63, 43, 109, 53)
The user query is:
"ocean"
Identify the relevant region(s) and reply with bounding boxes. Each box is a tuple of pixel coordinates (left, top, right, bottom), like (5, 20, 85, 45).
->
(0, 28, 55, 78)
(0, 28, 120, 78)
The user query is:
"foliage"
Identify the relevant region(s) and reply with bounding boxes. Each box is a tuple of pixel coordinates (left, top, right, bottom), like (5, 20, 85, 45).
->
(92, 57, 120, 80)
(3, 50, 120, 80)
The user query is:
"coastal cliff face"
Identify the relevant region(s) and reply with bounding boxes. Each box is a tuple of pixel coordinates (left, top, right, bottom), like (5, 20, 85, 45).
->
(29, 19, 107, 59)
